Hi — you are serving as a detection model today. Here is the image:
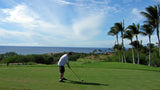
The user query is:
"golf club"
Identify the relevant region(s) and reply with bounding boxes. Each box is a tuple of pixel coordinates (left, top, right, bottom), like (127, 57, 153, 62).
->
(70, 68, 84, 82)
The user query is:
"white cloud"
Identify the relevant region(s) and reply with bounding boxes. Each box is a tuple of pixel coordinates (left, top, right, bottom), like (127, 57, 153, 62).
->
(91, 0, 109, 4)
(2, 4, 38, 29)
(122, 34, 159, 48)
(1, 4, 54, 30)
(125, 8, 144, 26)
(0, 0, 116, 47)
(70, 40, 113, 48)
(0, 4, 73, 44)
(55, 0, 74, 5)
(139, 35, 158, 45)
(0, 27, 66, 46)
(0, 4, 68, 36)
(0, 28, 31, 39)
(72, 15, 103, 40)
(131, 8, 144, 23)
(0, 28, 37, 46)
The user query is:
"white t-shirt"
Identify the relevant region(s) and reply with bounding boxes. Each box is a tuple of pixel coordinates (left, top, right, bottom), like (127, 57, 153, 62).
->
(58, 54, 69, 66)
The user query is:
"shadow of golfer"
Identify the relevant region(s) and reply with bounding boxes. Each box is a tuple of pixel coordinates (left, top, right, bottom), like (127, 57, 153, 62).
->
(66, 80, 108, 86)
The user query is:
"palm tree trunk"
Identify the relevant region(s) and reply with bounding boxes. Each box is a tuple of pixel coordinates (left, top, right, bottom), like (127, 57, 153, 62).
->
(137, 50, 140, 64)
(131, 39, 135, 64)
(121, 31, 126, 63)
(122, 20, 126, 63)
(123, 42, 126, 63)
(156, 25, 160, 56)
(116, 35, 121, 62)
(121, 53, 124, 63)
(119, 50, 121, 62)
(157, 4, 160, 56)
(132, 46, 135, 64)
(148, 35, 151, 66)
(136, 35, 140, 64)
(159, 45, 160, 56)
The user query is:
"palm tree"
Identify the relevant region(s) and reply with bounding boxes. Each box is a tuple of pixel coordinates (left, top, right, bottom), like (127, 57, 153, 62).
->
(108, 26, 119, 45)
(108, 26, 121, 62)
(114, 21, 126, 63)
(127, 23, 141, 64)
(113, 44, 123, 62)
(141, 5, 160, 56)
(130, 41, 143, 49)
(124, 30, 135, 64)
(141, 24, 154, 66)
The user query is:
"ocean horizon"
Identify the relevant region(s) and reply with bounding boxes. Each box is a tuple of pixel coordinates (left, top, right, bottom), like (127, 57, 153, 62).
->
(0, 46, 113, 55)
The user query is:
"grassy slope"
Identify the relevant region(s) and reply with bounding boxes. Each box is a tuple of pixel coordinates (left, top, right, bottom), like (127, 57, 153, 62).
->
(0, 61, 160, 90)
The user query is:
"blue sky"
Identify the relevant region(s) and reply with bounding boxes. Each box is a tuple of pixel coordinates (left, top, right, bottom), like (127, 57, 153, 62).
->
(0, 0, 159, 48)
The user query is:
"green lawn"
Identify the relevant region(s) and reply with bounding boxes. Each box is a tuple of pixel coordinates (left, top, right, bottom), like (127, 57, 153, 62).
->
(0, 62, 160, 90)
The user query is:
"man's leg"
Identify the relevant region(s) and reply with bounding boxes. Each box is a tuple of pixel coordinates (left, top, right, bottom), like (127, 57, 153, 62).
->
(59, 66, 65, 82)
(60, 73, 64, 79)
(59, 73, 65, 82)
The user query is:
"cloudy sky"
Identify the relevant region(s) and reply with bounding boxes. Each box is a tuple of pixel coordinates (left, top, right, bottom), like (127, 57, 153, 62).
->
(0, 0, 159, 48)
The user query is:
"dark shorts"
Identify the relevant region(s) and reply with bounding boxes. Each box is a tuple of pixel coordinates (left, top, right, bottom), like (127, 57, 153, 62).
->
(59, 66, 65, 73)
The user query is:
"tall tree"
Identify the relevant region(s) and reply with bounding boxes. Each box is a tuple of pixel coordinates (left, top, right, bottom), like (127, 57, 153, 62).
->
(114, 21, 126, 63)
(108, 26, 121, 62)
(141, 5, 160, 56)
(124, 30, 135, 64)
(141, 24, 154, 66)
(108, 26, 119, 45)
(127, 23, 141, 64)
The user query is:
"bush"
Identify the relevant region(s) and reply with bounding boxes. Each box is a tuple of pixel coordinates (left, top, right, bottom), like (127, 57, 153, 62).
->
(0, 52, 18, 61)
(103, 54, 119, 62)
(139, 54, 148, 65)
(125, 50, 133, 63)
(0, 52, 90, 65)
(151, 48, 160, 67)
(102, 47, 160, 67)
(1, 54, 55, 65)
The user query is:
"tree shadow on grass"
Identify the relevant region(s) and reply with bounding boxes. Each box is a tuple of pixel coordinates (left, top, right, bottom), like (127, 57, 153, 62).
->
(66, 80, 108, 86)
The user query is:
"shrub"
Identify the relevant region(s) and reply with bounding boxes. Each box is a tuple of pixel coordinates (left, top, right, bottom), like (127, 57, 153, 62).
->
(103, 54, 119, 62)
(1, 54, 55, 65)
(0, 52, 90, 65)
(102, 47, 160, 67)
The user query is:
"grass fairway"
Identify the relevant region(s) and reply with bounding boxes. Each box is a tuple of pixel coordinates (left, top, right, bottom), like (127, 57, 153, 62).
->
(0, 62, 160, 90)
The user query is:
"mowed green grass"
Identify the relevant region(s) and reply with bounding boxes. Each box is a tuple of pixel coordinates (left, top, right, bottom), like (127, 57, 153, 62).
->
(0, 62, 160, 90)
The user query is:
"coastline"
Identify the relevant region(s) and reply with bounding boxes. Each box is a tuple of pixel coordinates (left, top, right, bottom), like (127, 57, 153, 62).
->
(0, 46, 113, 55)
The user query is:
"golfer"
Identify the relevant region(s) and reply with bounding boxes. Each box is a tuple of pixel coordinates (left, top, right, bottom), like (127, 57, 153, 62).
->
(58, 52, 72, 82)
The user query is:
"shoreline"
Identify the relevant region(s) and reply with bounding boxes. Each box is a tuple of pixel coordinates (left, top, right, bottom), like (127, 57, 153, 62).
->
(0, 46, 113, 55)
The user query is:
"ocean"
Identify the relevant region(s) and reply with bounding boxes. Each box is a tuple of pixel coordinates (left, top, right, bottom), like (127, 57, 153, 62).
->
(0, 46, 113, 55)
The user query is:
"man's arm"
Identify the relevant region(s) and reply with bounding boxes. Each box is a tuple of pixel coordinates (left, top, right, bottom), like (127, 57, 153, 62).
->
(66, 63, 71, 69)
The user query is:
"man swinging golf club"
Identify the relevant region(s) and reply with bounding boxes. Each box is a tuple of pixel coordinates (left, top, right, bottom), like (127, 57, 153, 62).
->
(58, 52, 72, 82)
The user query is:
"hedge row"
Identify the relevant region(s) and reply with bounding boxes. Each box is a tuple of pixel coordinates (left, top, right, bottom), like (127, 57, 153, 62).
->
(0, 52, 90, 65)
(103, 47, 160, 67)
